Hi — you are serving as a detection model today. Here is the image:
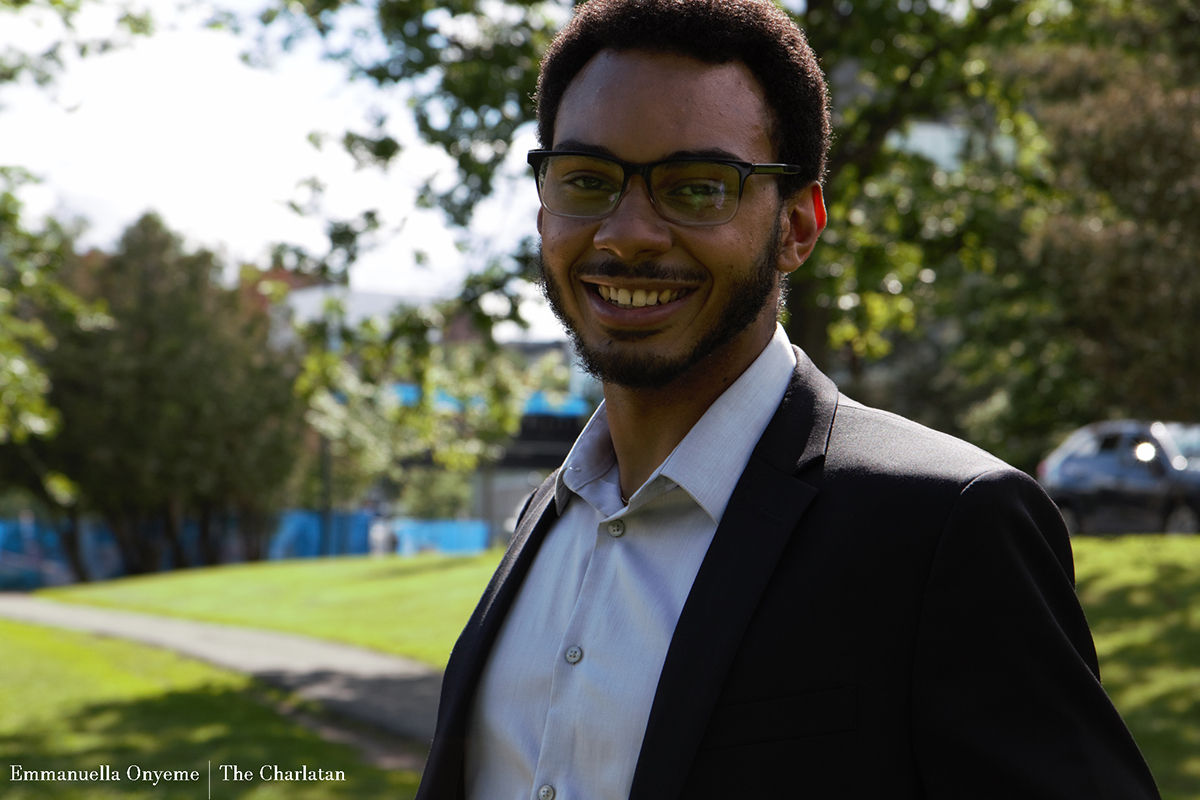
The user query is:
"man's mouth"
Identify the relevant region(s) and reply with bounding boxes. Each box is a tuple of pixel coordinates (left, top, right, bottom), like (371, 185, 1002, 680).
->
(596, 285, 692, 309)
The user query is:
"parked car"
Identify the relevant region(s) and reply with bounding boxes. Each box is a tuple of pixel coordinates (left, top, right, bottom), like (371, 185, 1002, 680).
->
(1037, 420, 1200, 535)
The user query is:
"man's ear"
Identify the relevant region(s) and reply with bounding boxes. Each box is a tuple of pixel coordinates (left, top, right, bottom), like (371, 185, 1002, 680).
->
(536, 207, 545, 234)
(776, 183, 826, 276)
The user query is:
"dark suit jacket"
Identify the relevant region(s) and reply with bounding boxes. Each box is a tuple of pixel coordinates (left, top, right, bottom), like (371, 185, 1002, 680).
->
(417, 348, 1160, 799)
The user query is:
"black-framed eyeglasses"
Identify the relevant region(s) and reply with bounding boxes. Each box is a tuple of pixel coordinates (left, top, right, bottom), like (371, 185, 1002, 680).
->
(527, 149, 800, 226)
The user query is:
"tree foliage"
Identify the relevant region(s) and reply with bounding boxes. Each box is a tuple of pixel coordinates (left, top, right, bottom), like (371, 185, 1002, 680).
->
(0, 0, 153, 86)
(1020, 0, 1200, 422)
(851, 0, 1200, 470)
(290, 287, 566, 509)
(784, 0, 1040, 368)
(0, 170, 109, 454)
(1, 0, 149, 470)
(0, 214, 305, 574)
(258, 0, 560, 227)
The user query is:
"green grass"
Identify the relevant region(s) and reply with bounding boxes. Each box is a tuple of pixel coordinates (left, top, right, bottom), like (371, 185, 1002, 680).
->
(0, 618, 420, 799)
(1072, 535, 1200, 800)
(34, 540, 1200, 797)
(41, 551, 506, 669)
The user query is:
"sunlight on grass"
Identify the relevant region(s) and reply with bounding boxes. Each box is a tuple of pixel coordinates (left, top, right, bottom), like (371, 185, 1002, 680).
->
(1073, 536, 1200, 800)
(0, 619, 420, 799)
(30, 538, 1200, 797)
(40, 551, 505, 669)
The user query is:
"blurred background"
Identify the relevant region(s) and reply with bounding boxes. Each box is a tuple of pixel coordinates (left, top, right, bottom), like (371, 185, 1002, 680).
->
(1, 0, 1198, 797)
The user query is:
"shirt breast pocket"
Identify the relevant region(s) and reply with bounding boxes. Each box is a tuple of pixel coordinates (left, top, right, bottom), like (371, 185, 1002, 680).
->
(698, 686, 857, 750)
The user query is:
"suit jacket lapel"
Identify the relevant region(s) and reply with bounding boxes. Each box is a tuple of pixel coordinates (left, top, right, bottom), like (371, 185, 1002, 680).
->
(628, 348, 840, 800)
(417, 472, 560, 800)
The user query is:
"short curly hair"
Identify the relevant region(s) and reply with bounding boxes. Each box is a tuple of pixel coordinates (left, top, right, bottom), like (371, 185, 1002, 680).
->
(534, 0, 831, 197)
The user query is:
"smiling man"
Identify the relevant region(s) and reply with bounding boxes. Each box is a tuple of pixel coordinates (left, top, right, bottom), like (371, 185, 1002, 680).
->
(415, 1, 1160, 799)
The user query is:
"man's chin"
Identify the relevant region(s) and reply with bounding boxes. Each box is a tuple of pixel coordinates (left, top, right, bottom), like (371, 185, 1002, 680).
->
(571, 336, 702, 391)
(599, 326, 659, 343)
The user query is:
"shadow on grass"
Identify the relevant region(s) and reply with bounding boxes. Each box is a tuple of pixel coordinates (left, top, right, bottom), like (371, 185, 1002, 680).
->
(355, 553, 499, 583)
(0, 684, 420, 799)
(258, 669, 442, 742)
(1077, 560, 1200, 800)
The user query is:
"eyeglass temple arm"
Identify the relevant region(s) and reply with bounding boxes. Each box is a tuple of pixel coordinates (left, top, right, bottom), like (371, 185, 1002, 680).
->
(751, 164, 802, 175)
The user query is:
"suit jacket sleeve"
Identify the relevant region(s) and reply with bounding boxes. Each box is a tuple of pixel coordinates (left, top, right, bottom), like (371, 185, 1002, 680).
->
(911, 468, 1159, 799)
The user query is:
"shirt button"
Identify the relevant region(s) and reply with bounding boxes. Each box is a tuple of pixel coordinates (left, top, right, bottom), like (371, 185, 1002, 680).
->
(607, 519, 625, 538)
(565, 645, 583, 664)
(538, 785, 556, 800)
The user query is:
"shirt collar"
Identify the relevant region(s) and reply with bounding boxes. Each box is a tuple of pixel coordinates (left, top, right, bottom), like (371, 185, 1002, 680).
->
(657, 324, 796, 522)
(555, 324, 796, 523)
(555, 404, 620, 515)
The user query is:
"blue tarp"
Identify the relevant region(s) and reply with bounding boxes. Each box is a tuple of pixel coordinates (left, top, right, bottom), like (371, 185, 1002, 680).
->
(266, 513, 487, 558)
(393, 383, 590, 418)
(393, 519, 489, 556)
(266, 510, 372, 559)
(0, 519, 89, 589)
(0, 508, 485, 588)
(524, 390, 592, 417)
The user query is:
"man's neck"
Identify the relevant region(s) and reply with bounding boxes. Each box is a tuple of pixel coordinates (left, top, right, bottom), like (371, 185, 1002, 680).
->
(603, 324, 776, 502)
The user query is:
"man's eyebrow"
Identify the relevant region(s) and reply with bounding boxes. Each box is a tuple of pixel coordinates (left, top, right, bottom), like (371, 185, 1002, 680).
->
(553, 140, 616, 156)
(551, 140, 748, 162)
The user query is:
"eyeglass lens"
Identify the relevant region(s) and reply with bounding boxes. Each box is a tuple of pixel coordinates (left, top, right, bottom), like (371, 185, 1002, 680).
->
(537, 155, 742, 225)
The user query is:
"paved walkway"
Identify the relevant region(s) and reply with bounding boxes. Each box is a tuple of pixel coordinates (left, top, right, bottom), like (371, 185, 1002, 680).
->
(0, 594, 443, 745)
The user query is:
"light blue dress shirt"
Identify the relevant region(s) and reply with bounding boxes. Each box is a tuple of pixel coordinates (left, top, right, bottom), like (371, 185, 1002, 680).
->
(465, 325, 797, 800)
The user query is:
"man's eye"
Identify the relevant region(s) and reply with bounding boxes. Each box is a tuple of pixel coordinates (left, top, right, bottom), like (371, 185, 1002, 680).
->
(671, 181, 723, 197)
(564, 174, 618, 193)
(666, 181, 727, 209)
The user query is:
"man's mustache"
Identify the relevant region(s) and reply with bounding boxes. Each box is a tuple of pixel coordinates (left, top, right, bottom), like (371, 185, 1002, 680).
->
(573, 259, 707, 284)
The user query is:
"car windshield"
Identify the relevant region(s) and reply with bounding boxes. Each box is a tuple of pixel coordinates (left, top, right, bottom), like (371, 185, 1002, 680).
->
(1164, 423, 1200, 459)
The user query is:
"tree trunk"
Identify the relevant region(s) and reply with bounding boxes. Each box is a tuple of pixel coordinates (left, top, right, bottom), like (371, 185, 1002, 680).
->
(784, 275, 831, 373)
(139, 518, 161, 573)
(163, 499, 188, 570)
(197, 504, 219, 566)
(238, 505, 270, 562)
(57, 508, 91, 583)
(108, 515, 147, 575)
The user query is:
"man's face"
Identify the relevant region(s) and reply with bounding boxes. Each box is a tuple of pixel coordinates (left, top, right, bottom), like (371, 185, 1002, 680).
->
(537, 49, 805, 391)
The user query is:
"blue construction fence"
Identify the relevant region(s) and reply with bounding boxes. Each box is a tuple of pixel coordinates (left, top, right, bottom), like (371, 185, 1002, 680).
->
(0, 512, 490, 590)
(268, 511, 489, 558)
(0, 517, 123, 590)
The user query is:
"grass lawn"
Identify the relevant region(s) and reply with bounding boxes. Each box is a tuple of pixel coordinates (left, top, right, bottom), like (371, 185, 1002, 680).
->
(1072, 535, 1200, 800)
(40, 551, 507, 669)
(32, 538, 1200, 797)
(0, 618, 420, 799)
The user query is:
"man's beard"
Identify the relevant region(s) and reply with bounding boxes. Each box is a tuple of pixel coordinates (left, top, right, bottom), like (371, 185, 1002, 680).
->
(537, 219, 783, 391)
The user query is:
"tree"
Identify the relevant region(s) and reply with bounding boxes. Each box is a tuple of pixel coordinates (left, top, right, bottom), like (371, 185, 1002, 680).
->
(1, 171, 76, 448)
(1, 0, 151, 88)
(0, 214, 305, 574)
(290, 288, 566, 511)
(1, 0, 149, 497)
(838, 0, 1200, 471)
(1018, 0, 1200, 424)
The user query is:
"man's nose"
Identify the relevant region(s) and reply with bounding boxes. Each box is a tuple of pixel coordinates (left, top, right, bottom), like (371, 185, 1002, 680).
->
(592, 176, 673, 261)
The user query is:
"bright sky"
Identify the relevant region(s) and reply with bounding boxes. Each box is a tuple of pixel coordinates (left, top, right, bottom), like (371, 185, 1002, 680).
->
(0, 0, 565, 340)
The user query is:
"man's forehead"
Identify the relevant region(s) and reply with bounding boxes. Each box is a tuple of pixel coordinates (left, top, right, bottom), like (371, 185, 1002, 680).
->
(553, 48, 774, 160)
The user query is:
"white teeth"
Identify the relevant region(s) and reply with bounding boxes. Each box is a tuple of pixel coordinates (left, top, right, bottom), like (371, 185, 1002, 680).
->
(599, 286, 684, 308)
